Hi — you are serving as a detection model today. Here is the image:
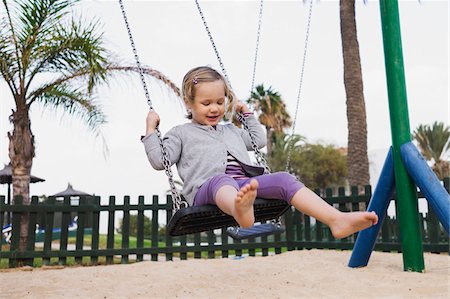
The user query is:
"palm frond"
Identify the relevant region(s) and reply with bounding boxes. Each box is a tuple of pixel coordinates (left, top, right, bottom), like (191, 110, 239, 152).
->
(25, 16, 108, 94)
(0, 33, 19, 94)
(248, 84, 292, 132)
(27, 65, 181, 107)
(413, 121, 450, 162)
(105, 65, 181, 98)
(35, 82, 105, 131)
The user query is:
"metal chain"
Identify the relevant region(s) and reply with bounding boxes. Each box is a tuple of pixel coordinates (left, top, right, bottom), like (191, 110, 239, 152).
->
(195, 0, 270, 172)
(285, 0, 313, 172)
(194, 0, 231, 88)
(250, 0, 264, 94)
(118, 0, 184, 213)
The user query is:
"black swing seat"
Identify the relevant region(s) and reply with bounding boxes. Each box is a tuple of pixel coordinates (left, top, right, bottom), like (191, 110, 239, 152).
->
(167, 198, 289, 236)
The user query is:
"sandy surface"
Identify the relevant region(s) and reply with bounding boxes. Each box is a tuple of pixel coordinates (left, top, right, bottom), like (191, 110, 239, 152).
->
(1, 250, 449, 299)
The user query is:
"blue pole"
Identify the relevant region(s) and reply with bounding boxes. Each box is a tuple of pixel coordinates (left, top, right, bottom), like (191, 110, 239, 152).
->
(400, 142, 450, 235)
(348, 147, 395, 268)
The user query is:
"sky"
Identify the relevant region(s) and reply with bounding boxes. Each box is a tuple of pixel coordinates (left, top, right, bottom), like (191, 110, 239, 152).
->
(0, 1, 448, 223)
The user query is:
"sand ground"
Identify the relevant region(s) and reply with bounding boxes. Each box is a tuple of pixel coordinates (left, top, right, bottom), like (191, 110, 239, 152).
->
(0, 250, 449, 299)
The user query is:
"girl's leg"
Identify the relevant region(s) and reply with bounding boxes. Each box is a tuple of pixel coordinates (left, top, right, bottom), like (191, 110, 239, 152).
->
(291, 188, 378, 239)
(216, 180, 258, 228)
(193, 174, 258, 228)
(242, 172, 378, 239)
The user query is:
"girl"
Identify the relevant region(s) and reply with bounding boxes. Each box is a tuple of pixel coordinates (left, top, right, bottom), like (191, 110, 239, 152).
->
(142, 66, 378, 238)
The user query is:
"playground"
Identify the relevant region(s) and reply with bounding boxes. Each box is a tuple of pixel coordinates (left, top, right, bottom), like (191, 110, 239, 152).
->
(1, 250, 448, 298)
(0, 0, 449, 298)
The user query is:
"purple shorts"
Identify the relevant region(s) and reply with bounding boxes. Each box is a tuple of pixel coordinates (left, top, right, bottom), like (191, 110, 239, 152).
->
(193, 172, 304, 206)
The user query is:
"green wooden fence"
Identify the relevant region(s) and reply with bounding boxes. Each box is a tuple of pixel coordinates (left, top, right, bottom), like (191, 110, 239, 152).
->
(1, 179, 448, 268)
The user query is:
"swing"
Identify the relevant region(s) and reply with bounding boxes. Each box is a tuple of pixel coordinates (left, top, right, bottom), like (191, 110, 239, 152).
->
(118, 0, 312, 239)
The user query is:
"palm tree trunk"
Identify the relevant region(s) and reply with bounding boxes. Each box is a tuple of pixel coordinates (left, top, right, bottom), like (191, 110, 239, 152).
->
(340, 0, 370, 189)
(8, 97, 35, 254)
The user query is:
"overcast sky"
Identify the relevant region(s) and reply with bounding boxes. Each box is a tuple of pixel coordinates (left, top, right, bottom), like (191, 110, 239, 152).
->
(0, 1, 448, 217)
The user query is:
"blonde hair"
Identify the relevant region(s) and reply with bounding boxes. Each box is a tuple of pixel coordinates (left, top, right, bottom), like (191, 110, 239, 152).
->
(182, 66, 236, 119)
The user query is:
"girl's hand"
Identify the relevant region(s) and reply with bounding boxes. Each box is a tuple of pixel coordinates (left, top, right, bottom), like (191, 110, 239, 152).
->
(234, 101, 250, 114)
(146, 111, 160, 135)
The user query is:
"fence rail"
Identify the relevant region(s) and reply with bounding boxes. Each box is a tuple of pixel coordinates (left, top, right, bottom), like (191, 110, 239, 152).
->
(1, 179, 449, 268)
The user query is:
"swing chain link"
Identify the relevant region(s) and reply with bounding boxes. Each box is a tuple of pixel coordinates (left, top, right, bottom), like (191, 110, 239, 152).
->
(237, 114, 271, 173)
(250, 0, 264, 94)
(285, 0, 313, 172)
(119, 0, 184, 213)
(195, 0, 270, 173)
(195, 0, 231, 88)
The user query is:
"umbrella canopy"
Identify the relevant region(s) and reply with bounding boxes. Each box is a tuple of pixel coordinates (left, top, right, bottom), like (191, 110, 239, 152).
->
(52, 183, 92, 197)
(0, 163, 45, 225)
(0, 163, 45, 184)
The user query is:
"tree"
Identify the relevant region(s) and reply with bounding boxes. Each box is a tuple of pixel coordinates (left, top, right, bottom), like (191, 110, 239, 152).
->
(0, 0, 180, 254)
(247, 84, 292, 157)
(413, 121, 450, 180)
(268, 132, 305, 173)
(339, 0, 370, 188)
(269, 132, 348, 191)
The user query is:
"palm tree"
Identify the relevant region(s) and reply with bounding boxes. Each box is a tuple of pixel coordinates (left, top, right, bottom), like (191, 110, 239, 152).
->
(413, 122, 450, 180)
(339, 0, 370, 188)
(247, 84, 292, 157)
(0, 0, 180, 253)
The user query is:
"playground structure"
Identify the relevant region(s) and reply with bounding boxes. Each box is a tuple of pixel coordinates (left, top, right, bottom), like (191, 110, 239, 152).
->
(118, 0, 449, 272)
(348, 0, 450, 272)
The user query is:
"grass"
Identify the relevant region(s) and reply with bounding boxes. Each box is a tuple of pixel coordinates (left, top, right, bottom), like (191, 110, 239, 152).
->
(1, 233, 288, 269)
(66, 234, 155, 249)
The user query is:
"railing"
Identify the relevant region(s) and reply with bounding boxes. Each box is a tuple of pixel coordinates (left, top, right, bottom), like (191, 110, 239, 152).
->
(1, 179, 449, 268)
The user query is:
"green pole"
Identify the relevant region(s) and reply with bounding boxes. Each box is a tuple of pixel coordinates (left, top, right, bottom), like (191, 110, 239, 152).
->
(379, 0, 424, 272)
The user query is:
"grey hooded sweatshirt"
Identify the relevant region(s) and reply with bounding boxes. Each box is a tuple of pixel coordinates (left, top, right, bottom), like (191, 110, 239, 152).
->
(142, 115, 266, 206)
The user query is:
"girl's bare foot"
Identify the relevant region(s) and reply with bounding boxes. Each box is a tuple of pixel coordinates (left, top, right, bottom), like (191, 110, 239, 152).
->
(330, 211, 378, 239)
(234, 179, 258, 228)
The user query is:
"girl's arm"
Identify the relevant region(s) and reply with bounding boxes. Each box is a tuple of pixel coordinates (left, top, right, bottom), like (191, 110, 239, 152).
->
(142, 112, 182, 170)
(234, 102, 266, 150)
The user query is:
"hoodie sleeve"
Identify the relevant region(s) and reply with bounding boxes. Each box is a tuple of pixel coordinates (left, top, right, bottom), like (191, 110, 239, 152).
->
(141, 127, 182, 170)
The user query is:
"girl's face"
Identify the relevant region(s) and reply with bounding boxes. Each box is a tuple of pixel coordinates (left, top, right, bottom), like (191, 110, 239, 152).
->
(188, 80, 226, 126)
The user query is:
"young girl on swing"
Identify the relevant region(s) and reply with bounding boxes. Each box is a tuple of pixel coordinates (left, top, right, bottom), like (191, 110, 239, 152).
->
(142, 66, 378, 238)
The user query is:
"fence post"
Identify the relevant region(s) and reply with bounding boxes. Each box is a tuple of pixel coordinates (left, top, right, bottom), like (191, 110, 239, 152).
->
(106, 196, 116, 265)
(285, 206, 294, 251)
(314, 189, 323, 248)
(261, 224, 269, 256)
(180, 234, 187, 260)
(294, 211, 303, 250)
(75, 196, 87, 265)
(59, 196, 70, 266)
(350, 186, 360, 241)
(325, 188, 334, 243)
(304, 214, 311, 249)
(207, 230, 215, 259)
(9, 196, 22, 268)
(136, 196, 145, 262)
(91, 196, 100, 266)
(151, 195, 159, 262)
(337, 187, 348, 244)
(194, 232, 201, 259)
(221, 228, 229, 258)
(165, 195, 173, 261)
(121, 196, 130, 264)
(43, 196, 55, 266)
(25, 196, 38, 267)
